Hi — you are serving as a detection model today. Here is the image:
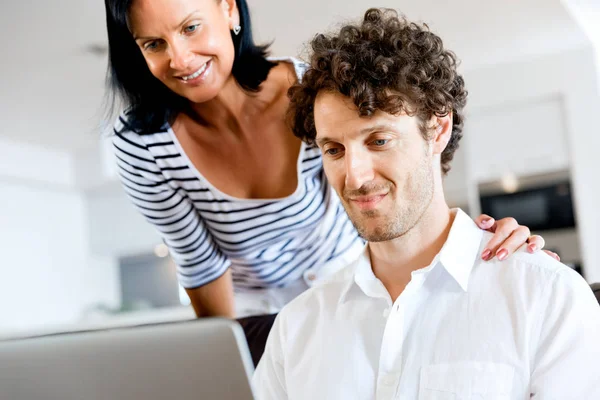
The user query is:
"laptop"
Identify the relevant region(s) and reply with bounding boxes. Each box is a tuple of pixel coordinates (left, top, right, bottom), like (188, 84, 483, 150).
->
(0, 318, 256, 400)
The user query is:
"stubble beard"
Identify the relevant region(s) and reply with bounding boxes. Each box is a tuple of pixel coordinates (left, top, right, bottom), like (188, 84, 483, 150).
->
(345, 158, 435, 243)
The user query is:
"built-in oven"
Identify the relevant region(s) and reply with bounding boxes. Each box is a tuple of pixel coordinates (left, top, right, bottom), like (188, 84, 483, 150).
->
(479, 181, 575, 232)
(478, 170, 583, 277)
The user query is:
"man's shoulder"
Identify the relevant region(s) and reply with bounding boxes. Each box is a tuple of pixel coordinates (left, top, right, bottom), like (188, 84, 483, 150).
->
(278, 265, 355, 323)
(478, 231, 589, 295)
(480, 231, 565, 274)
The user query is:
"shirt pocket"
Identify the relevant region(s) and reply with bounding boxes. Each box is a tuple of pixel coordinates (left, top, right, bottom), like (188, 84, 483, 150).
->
(418, 362, 514, 400)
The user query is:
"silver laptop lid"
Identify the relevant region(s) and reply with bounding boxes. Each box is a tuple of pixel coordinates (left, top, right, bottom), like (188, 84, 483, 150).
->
(0, 318, 256, 400)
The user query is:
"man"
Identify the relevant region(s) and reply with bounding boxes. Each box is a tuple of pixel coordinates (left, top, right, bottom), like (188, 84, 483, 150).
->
(253, 8, 600, 400)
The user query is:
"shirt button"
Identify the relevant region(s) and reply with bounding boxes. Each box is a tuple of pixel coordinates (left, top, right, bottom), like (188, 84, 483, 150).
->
(382, 308, 390, 318)
(381, 375, 397, 386)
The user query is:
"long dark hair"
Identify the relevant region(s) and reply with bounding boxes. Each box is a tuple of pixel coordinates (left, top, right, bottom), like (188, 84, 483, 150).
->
(104, 0, 276, 133)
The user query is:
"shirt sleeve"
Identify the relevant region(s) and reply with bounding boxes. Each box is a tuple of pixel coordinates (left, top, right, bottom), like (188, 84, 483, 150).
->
(530, 268, 600, 398)
(111, 126, 231, 289)
(252, 314, 288, 399)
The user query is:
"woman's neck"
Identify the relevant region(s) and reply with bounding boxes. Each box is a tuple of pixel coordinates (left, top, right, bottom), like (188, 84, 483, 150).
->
(187, 67, 284, 138)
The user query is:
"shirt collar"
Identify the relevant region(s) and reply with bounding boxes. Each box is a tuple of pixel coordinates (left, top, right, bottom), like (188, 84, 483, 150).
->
(340, 208, 483, 302)
(437, 208, 484, 291)
(339, 245, 389, 304)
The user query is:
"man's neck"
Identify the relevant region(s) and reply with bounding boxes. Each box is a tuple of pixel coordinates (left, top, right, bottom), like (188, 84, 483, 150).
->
(368, 195, 454, 302)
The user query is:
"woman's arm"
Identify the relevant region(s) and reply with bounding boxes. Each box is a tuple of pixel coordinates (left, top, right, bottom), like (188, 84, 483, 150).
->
(186, 269, 236, 318)
(112, 122, 233, 315)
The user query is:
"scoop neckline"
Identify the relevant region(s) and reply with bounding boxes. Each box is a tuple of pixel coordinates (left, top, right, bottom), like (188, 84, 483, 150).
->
(166, 57, 309, 204)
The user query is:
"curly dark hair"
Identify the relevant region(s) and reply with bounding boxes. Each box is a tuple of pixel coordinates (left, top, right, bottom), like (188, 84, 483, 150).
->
(288, 8, 468, 175)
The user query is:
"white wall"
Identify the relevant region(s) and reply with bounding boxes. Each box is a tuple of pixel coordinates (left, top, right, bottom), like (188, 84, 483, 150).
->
(0, 180, 87, 332)
(0, 138, 75, 187)
(76, 136, 163, 259)
(0, 134, 168, 336)
(466, 96, 569, 183)
(455, 45, 600, 283)
(0, 141, 122, 335)
(84, 183, 163, 258)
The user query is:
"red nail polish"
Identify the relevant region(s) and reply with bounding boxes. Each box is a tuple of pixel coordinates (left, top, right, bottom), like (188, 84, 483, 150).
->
(482, 249, 491, 260)
(528, 244, 537, 253)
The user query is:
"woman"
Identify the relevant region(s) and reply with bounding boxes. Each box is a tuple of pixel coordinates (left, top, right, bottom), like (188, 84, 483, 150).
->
(104, 0, 554, 363)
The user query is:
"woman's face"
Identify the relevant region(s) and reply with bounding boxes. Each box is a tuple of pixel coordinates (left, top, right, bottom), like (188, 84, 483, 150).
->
(128, 0, 238, 103)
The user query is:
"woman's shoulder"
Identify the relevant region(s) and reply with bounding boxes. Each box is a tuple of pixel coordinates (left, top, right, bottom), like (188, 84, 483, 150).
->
(111, 110, 170, 147)
(110, 111, 178, 173)
(267, 56, 309, 81)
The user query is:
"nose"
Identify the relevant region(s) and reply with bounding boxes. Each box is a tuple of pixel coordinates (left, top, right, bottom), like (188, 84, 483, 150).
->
(344, 148, 375, 191)
(168, 41, 194, 71)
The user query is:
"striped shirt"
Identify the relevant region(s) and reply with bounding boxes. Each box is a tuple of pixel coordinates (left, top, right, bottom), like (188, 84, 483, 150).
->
(111, 58, 363, 303)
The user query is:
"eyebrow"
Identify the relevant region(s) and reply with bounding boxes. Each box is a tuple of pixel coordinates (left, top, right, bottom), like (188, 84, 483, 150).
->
(316, 123, 397, 147)
(133, 11, 199, 40)
(358, 123, 397, 135)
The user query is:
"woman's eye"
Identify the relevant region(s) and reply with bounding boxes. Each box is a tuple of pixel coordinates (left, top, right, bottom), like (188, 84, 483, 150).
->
(184, 24, 199, 34)
(144, 41, 159, 51)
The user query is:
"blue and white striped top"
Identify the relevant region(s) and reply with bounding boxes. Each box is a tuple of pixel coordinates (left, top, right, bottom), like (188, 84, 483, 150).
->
(111, 58, 363, 294)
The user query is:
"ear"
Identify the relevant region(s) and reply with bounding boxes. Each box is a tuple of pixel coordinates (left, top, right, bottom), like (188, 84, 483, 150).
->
(431, 113, 453, 156)
(221, 0, 240, 29)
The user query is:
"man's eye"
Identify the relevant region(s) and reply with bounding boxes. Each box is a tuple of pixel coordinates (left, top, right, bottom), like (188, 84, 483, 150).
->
(325, 148, 341, 156)
(372, 139, 388, 146)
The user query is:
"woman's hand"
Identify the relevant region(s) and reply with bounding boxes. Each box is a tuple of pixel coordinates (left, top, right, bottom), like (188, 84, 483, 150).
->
(474, 214, 560, 262)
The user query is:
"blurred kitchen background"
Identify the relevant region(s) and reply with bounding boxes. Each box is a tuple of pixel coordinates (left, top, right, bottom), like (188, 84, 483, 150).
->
(1, 0, 599, 336)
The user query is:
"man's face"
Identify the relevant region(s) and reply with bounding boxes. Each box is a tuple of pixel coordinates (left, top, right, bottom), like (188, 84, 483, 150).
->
(314, 91, 435, 242)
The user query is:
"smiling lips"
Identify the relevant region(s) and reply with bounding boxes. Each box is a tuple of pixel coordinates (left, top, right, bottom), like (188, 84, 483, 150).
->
(177, 60, 210, 82)
(348, 194, 387, 211)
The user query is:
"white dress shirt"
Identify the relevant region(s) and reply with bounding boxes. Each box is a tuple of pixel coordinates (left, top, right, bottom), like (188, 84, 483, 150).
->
(253, 209, 600, 400)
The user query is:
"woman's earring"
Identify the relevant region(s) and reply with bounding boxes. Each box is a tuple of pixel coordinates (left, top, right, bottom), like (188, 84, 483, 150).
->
(233, 25, 241, 35)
